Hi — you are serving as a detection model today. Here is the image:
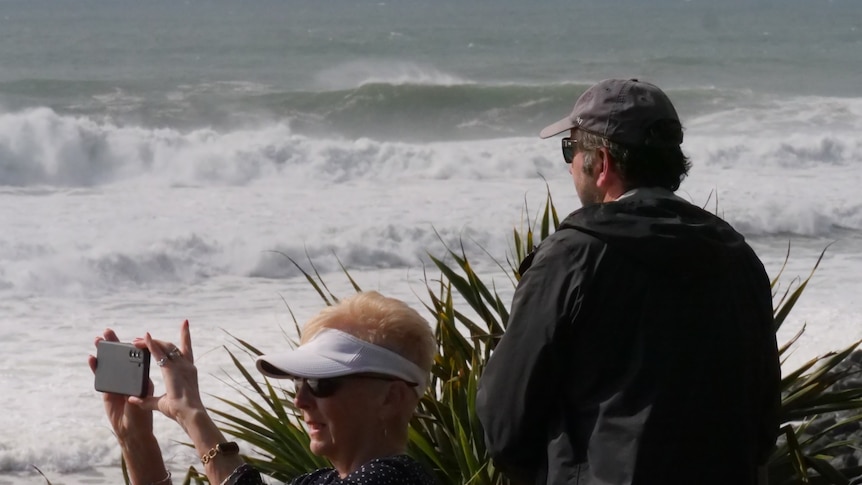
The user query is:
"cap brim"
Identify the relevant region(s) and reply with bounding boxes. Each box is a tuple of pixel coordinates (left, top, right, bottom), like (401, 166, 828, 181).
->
(254, 328, 428, 397)
(539, 116, 576, 139)
(256, 346, 353, 379)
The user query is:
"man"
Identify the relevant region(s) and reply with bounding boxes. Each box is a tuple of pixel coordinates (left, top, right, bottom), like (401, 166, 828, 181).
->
(475, 79, 780, 485)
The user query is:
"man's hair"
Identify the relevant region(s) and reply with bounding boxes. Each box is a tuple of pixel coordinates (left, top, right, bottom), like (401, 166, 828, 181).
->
(301, 291, 436, 374)
(577, 121, 691, 191)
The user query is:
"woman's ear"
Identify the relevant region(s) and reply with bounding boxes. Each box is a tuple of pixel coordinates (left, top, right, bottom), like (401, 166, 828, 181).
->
(378, 381, 414, 420)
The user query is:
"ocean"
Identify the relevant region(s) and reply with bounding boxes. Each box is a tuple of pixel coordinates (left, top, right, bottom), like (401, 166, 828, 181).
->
(1, 0, 861, 483)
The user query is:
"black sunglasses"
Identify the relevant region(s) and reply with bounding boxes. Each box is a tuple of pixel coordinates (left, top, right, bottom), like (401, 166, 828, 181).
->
(294, 374, 418, 398)
(561, 137, 578, 164)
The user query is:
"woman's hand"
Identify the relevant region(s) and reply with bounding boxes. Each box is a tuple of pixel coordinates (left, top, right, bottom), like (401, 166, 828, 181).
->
(88, 328, 155, 443)
(90, 329, 169, 485)
(132, 319, 207, 429)
(134, 320, 244, 484)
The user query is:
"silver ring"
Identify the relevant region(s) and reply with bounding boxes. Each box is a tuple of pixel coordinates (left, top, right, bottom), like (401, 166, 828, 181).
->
(156, 357, 168, 367)
(168, 348, 183, 360)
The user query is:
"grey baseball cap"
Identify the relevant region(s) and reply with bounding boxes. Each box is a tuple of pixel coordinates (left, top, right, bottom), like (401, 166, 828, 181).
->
(539, 78, 682, 146)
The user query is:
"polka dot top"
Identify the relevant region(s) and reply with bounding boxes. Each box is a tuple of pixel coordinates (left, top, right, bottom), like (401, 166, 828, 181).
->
(290, 455, 436, 485)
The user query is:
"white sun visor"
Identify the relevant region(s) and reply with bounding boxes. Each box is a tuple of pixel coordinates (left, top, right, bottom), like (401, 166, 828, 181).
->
(255, 328, 428, 397)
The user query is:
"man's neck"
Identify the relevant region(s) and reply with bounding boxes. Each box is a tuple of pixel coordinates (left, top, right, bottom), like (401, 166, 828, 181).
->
(615, 186, 685, 202)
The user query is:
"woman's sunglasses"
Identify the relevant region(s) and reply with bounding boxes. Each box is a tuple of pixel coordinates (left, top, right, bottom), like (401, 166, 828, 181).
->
(562, 137, 578, 164)
(293, 374, 418, 398)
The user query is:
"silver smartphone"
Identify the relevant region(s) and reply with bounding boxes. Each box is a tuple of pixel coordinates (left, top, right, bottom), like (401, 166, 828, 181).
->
(94, 341, 150, 397)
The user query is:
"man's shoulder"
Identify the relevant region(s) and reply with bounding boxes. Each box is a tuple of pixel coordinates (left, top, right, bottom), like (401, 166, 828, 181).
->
(537, 220, 607, 255)
(517, 220, 607, 275)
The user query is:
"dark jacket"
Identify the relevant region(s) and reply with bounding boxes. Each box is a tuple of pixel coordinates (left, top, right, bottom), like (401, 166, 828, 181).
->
(476, 192, 780, 485)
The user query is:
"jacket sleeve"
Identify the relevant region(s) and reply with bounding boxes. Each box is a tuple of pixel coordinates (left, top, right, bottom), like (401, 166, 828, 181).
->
(476, 230, 601, 478)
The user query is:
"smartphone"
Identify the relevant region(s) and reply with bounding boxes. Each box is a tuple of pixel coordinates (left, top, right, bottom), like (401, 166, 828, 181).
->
(94, 341, 151, 397)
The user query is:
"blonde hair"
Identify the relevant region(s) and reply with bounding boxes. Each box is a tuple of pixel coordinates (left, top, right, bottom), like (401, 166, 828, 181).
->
(300, 291, 436, 375)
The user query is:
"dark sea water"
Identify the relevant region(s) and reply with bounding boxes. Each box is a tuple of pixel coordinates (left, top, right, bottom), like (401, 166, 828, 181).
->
(1, 0, 860, 139)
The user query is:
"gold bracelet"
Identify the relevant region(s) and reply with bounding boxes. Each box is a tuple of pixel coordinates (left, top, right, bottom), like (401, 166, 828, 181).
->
(201, 441, 240, 464)
(146, 470, 171, 485)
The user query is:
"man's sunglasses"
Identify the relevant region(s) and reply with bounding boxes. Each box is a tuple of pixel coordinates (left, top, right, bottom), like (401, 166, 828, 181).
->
(562, 137, 578, 164)
(293, 374, 418, 398)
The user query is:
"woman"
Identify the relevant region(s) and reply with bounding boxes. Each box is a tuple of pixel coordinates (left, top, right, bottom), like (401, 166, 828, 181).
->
(89, 291, 437, 485)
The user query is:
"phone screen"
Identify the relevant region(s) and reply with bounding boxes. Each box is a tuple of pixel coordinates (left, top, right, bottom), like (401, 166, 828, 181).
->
(94, 341, 151, 397)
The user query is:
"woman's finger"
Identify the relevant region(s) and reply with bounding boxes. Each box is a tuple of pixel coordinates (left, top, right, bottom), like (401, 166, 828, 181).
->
(129, 393, 162, 412)
(87, 354, 98, 374)
(144, 333, 170, 369)
(103, 328, 120, 342)
(180, 320, 194, 364)
(145, 336, 187, 364)
(94, 328, 120, 350)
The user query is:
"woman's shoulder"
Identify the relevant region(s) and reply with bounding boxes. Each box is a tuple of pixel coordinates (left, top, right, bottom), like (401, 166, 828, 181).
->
(334, 455, 434, 485)
(289, 467, 338, 485)
(288, 455, 435, 485)
(344, 454, 435, 484)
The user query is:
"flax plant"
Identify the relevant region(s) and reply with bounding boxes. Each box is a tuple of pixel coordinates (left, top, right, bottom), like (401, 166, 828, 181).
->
(207, 189, 861, 485)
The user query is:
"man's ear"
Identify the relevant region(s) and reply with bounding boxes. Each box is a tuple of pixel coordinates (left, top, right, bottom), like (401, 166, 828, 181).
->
(595, 147, 613, 186)
(595, 148, 626, 199)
